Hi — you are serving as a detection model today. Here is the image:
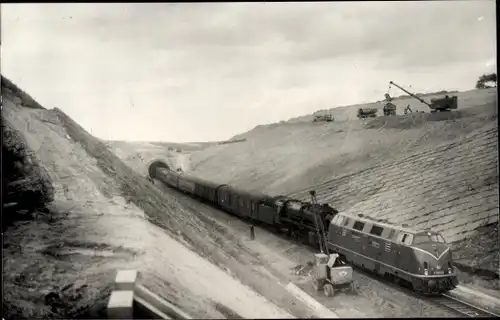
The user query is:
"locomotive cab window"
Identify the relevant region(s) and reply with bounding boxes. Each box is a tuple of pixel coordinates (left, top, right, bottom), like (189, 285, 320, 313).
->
(413, 233, 430, 245)
(353, 221, 365, 231)
(413, 232, 446, 244)
(370, 225, 384, 236)
(431, 233, 446, 243)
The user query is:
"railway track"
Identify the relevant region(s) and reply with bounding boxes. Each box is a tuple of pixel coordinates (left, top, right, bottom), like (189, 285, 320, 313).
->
(150, 170, 500, 318)
(432, 293, 500, 318)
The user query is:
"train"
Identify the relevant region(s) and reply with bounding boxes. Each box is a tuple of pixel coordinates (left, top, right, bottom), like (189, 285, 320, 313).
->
(148, 160, 458, 295)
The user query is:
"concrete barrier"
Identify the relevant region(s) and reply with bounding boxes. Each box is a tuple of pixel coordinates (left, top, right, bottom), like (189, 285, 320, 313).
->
(107, 290, 134, 319)
(284, 282, 339, 318)
(107, 270, 137, 319)
(106, 270, 193, 319)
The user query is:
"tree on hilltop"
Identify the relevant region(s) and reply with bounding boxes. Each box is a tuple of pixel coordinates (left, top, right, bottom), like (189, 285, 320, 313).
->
(475, 73, 497, 89)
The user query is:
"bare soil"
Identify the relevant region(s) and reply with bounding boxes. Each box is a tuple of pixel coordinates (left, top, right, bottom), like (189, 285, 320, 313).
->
(110, 87, 498, 317)
(112, 146, 456, 318)
(2, 78, 309, 319)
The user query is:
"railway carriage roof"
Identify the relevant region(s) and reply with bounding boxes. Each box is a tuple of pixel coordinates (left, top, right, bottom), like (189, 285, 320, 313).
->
(337, 212, 418, 234)
(186, 175, 222, 189)
(219, 185, 275, 202)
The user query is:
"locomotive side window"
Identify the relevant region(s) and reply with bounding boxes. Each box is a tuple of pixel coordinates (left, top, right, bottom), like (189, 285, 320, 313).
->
(353, 221, 365, 231)
(370, 225, 384, 236)
(331, 215, 339, 224)
(339, 216, 344, 225)
(343, 218, 351, 227)
(336, 216, 344, 225)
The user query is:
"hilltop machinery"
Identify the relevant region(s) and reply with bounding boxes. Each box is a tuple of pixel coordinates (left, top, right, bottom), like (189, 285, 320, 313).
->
(313, 113, 334, 122)
(388, 81, 458, 113)
(310, 190, 354, 297)
(383, 93, 397, 116)
(357, 108, 378, 119)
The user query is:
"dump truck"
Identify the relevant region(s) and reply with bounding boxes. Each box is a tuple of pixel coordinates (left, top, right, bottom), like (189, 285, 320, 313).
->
(357, 108, 378, 119)
(388, 81, 458, 112)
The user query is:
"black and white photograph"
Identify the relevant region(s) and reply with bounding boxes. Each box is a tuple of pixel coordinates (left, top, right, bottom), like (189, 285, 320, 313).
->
(1, 1, 498, 319)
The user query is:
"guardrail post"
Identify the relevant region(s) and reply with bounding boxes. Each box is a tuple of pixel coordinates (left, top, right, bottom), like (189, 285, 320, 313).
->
(107, 290, 134, 319)
(107, 269, 193, 319)
(107, 270, 137, 319)
(115, 270, 138, 291)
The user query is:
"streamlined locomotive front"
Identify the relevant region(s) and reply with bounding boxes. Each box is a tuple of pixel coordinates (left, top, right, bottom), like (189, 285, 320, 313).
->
(411, 232, 458, 294)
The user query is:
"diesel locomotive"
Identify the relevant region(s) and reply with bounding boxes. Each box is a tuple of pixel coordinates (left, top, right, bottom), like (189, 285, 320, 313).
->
(148, 160, 458, 295)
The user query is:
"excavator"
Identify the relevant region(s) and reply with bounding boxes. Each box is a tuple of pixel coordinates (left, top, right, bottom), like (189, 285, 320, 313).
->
(309, 190, 354, 297)
(388, 81, 458, 113)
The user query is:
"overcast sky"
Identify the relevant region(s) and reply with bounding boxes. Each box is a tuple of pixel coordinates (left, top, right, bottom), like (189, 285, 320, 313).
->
(2, 2, 496, 142)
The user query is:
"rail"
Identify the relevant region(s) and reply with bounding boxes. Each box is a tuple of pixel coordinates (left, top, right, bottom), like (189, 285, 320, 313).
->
(433, 293, 500, 318)
(107, 270, 193, 319)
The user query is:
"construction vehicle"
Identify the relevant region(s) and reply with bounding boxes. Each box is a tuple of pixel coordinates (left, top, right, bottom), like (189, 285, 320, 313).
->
(388, 81, 458, 112)
(313, 113, 334, 122)
(383, 102, 397, 116)
(309, 190, 354, 297)
(357, 108, 378, 119)
(383, 93, 397, 116)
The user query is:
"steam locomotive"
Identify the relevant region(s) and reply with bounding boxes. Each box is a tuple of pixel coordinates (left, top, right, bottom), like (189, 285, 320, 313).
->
(148, 160, 458, 295)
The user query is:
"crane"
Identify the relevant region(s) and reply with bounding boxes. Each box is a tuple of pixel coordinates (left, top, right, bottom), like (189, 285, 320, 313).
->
(309, 190, 354, 297)
(388, 81, 458, 112)
(309, 190, 329, 255)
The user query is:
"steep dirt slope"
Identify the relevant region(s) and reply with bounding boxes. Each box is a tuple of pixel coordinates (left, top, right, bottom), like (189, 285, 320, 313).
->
(111, 150, 458, 318)
(288, 127, 498, 264)
(1, 77, 306, 319)
(189, 90, 496, 195)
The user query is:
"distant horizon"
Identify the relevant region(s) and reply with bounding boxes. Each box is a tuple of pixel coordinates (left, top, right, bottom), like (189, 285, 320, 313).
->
(2, 71, 493, 144)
